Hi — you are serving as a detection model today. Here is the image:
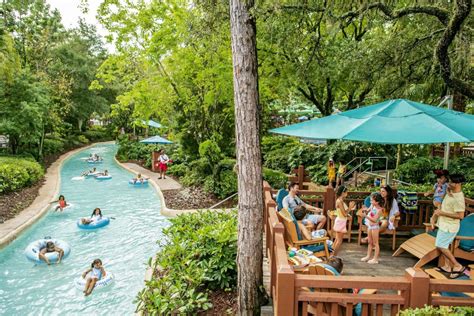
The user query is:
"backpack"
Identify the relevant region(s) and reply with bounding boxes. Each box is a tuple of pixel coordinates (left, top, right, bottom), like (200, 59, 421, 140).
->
(397, 191, 418, 214)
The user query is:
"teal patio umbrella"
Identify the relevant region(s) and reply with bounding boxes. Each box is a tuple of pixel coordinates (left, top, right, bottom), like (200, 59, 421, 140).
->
(270, 99, 474, 144)
(140, 120, 162, 128)
(140, 135, 173, 144)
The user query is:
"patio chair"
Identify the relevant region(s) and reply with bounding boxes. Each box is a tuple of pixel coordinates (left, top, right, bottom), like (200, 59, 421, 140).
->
(275, 189, 288, 211)
(424, 267, 474, 298)
(304, 263, 377, 316)
(357, 211, 400, 250)
(276, 208, 330, 259)
(393, 214, 474, 268)
(451, 213, 474, 262)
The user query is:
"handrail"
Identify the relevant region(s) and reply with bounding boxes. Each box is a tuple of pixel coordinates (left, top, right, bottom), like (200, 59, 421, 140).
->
(209, 192, 238, 209)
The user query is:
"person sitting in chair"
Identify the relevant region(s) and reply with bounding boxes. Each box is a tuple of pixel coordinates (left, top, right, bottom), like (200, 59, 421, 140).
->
(282, 182, 326, 230)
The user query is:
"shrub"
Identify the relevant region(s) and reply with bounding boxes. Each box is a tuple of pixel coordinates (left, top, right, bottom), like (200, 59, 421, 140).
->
(42, 138, 65, 156)
(394, 157, 443, 184)
(0, 157, 44, 193)
(398, 305, 474, 316)
(263, 168, 287, 189)
(168, 163, 189, 177)
(136, 210, 237, 315)
(205, 170, 238, 199)
(83, 126, 112, 142)
(77, 135, 89, 144)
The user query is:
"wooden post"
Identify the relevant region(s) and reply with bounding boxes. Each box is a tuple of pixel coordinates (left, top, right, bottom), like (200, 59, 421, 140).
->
(298, 165, 304, 188)
(405, 268, 430, 308)
(324, 187, 336, 212)
(151, 151, 160, 172)
(275, 224, 295, 316)
(354, 171, 358, 188)
(270, 223, 284, 299)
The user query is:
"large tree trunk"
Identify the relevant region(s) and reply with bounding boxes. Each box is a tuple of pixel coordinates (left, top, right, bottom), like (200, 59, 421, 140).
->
(229, 0, 264, 314)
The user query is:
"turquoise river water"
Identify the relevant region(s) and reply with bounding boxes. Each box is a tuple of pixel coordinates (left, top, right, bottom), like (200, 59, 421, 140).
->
(0, 143, 168, 315)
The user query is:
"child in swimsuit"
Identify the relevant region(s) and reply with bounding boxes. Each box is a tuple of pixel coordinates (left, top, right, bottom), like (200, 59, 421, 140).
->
(425, 169, 449, 230)
(81, 208, 103, 225)
(82, 258, 106, 296)
(52, 195, 68, 212)
(360, 192, 384, 264)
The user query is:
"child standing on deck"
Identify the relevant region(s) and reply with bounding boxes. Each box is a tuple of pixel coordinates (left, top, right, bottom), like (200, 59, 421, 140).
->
(332, 185, 356, 256)
(360, 192, 384, 264)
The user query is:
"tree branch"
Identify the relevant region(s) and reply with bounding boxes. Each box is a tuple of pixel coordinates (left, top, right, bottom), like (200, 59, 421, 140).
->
(435, 0, 474, 98)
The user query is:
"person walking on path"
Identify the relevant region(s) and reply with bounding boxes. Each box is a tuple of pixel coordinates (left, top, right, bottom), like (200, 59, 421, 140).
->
(158, 149, 170, 179)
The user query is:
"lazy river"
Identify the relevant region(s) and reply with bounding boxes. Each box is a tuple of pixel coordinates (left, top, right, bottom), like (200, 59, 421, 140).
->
(0, 143, 168, 315)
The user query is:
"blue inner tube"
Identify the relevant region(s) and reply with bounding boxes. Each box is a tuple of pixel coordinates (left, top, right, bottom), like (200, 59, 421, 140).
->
(77, 217, 110, 230)
(129, 179, 148, 185)
(75, 272, 114, 290)
(24, 239, 71, 263)
(95, 175, 112, 180)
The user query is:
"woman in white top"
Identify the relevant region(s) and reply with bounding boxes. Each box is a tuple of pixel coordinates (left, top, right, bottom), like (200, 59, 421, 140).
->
(81, 208, 103, 225)
(158, 149, 170, 179)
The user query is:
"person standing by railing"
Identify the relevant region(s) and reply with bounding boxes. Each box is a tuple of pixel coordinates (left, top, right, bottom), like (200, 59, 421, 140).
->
(433, 174, 466, 279)
(327, 159, 337, 189)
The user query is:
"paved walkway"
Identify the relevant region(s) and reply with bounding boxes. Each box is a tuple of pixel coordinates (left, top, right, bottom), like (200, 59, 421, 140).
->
(122, 163, 182, 191)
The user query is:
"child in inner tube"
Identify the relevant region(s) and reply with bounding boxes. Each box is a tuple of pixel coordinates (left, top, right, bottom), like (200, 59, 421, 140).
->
(82, 167, 97, 176)
(132, 173, 149, 184)
(39, 241, 64, 265)
(81, 208, 103, 225)
(51, 195, 69, 212)
(82, 258, 106, 296)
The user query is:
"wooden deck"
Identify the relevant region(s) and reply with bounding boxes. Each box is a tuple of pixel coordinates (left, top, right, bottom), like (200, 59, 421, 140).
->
(263, 234, 420, 298)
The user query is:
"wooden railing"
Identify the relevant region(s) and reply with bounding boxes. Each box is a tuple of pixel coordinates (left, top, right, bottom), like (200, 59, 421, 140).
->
(263, 181, 474, 315)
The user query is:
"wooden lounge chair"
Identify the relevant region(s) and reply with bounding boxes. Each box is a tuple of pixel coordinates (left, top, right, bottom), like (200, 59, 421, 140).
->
(276, 208, 330, 259)
(304, 264, 377, 316)
(424, 268, 474, 298)
(394, 214, 474, 268)
(451, 214, 474, 263)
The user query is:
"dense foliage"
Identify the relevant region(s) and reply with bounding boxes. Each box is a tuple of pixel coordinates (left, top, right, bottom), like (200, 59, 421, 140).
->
(0, 157, 44, 193)
(0, 0, 115, 159)
(95, 0, 472, 160)
(136, 210, 237, 315)
(399, 306, 474, 316)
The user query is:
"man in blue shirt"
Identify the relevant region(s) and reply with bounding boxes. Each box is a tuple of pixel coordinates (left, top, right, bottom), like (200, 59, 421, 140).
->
(282, 182, 327, 230)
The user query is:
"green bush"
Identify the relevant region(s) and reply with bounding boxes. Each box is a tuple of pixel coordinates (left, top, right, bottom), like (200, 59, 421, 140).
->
(204, 170, 238, 199)
(77, 135, 89, 144)
(394, 157, 443, 184)
(399, 305, 474, 316)
(42, 138, 65, 156)
(136, 210, 237, 315)
(168, 163, 189, 177)
(0, 157, 44, 193)
(263, 167, 287, 189)
(83, 126, 112, 142)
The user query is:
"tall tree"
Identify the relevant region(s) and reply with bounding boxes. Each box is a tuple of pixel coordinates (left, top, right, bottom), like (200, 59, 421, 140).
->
(229, 0, 264, 314)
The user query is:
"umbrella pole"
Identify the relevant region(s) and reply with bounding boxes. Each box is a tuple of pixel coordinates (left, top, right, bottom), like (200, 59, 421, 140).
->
(396, 144, 402, 169)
